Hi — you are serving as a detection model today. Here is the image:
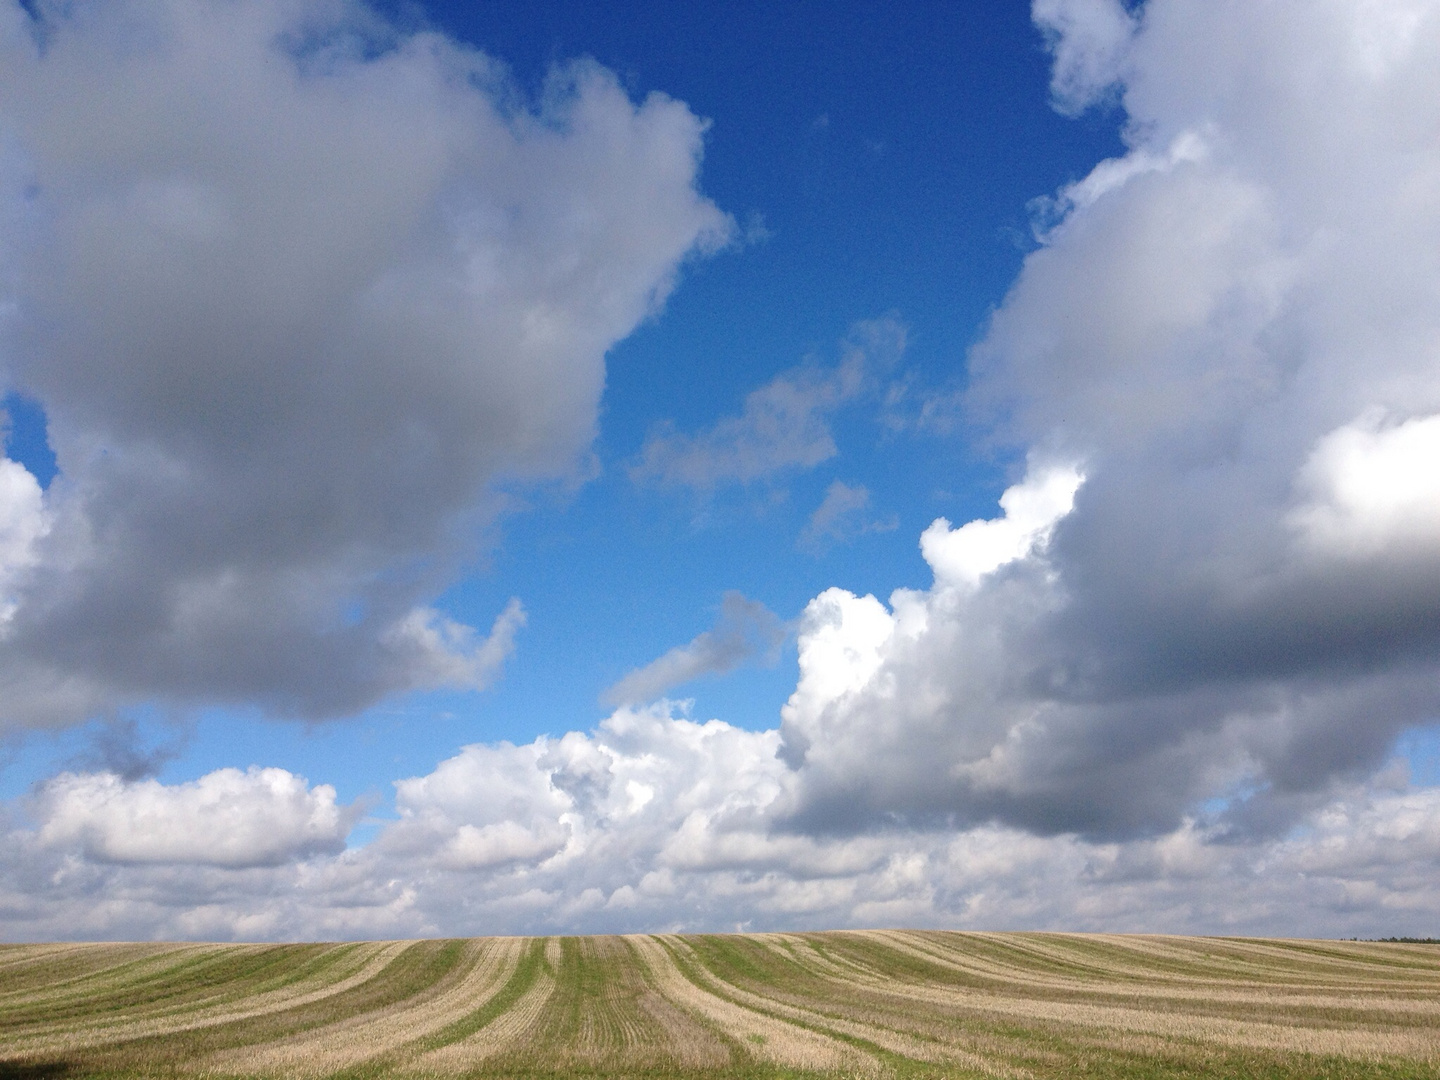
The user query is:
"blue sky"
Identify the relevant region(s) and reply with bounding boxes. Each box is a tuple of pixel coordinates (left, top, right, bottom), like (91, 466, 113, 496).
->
(418, 0, 1122, 747)
(1, 0, 1125, 797)
(1, 0, 1440, 940)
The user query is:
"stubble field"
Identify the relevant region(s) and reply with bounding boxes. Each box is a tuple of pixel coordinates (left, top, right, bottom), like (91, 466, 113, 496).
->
(1, 931, 1438, 1079)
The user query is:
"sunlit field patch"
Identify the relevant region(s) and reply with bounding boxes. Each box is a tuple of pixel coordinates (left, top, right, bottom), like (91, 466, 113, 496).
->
(2, 932, 1438, 1078)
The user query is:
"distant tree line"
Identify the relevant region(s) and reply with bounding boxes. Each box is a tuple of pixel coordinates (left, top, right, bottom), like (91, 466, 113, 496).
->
(1346, 937, 1440, 944)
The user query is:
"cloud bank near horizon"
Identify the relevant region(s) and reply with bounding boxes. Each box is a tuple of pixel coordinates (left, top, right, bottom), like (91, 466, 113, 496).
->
(6, 702, 1440, 941)
(3, 0, 1440, 940)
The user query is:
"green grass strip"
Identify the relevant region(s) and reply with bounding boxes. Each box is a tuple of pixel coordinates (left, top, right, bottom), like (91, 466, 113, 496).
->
(412, 936, 547, 1051)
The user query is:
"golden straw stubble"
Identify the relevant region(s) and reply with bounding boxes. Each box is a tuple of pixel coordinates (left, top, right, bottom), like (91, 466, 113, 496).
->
(0, 931, 1437, 1078)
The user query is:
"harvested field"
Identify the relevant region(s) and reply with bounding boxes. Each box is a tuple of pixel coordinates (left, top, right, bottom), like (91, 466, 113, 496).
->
(1, 933, 1438, 1078)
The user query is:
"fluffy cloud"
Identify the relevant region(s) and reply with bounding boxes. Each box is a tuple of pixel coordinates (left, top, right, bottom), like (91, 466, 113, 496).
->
(0, 0, 728, 730)
(1291, 411, 1440, 560)
(1032, 0, 1138, 114)
(794, 0, 1440, 841)
(0, 456, 47, 629)
(919, 463, 1081, 588)
(33, 767, 357, 867)
(4, 713, 1440, 940)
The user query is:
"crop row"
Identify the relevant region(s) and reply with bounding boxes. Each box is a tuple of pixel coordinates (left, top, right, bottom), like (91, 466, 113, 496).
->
(2, 931, 1438, 1077)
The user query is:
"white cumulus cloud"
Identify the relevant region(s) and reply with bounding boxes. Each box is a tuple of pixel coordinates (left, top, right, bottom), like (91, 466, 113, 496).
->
(1291, 411, 1440, 559)
(920, 463, 1082, 589)
(5, 718, 1440, 940)
(34, 767, 357, 867)
(1032, 0, 1139, 114)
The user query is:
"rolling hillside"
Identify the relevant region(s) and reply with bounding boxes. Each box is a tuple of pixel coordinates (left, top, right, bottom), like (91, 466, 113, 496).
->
(2, 931, 1438, 1078)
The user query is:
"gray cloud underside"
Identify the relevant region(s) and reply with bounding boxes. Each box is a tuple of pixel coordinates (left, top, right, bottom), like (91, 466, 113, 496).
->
(773, 0, 1440, 842)
(0, 0, 728, 728)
